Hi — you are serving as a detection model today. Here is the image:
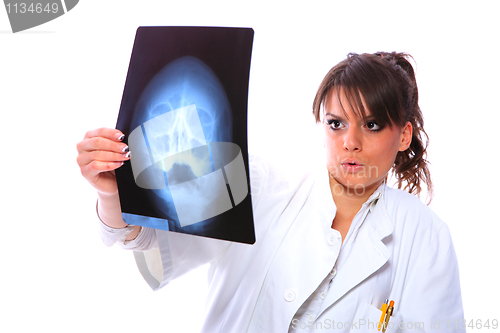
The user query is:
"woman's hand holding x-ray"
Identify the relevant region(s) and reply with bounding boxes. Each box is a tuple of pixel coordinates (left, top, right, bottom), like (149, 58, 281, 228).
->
(76, 127, 130, 195)
(76, 127, 140, 234)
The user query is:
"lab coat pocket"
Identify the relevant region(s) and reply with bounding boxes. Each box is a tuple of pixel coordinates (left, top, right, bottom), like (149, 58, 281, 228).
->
(358, 303, 403, 333)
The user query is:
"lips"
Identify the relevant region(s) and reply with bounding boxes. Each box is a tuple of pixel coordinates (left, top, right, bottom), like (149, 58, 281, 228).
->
(340, 158, 365, 172)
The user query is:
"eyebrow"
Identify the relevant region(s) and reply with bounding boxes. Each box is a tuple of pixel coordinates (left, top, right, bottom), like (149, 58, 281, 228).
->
(324, 112, 348, 121)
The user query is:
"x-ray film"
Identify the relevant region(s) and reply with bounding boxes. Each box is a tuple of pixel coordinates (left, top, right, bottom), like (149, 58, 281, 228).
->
(115, 27, 255, 244)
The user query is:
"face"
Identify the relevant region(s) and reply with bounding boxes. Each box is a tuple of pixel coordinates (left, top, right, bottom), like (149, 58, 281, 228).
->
(323, 89, 412, 196)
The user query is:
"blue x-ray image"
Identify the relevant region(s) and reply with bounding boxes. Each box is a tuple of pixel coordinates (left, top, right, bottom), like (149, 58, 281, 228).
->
(128, 102, 248, 228)
(115, 27, 255, 244)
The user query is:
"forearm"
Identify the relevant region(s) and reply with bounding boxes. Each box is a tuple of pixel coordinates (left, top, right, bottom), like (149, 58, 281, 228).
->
(97, 192, 141, 241)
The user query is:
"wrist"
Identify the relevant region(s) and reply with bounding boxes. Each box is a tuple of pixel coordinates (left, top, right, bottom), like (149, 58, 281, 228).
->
(97, 190, 119, 201)
(96, 195, 128, 229)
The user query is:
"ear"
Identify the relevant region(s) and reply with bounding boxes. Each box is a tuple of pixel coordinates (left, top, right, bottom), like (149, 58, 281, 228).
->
(398, 121, 413, 151)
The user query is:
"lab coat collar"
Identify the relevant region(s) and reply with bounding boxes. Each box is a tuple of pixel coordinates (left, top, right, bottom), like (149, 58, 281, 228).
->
(368, 183, 394, 240)
(315, 169, 337, 228)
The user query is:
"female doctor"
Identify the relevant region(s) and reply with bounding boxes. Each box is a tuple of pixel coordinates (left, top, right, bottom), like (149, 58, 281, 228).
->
(76, 52, 465, 332)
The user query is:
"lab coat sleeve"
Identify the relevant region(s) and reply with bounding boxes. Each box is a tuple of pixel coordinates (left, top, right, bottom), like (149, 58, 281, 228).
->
(138, 230, 233, 291)
(398, 221, 465, 332)
(97, 216, 158, 251)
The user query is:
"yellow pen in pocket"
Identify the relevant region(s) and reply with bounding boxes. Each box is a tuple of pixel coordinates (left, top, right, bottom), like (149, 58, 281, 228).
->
(378, 299, 388, 331)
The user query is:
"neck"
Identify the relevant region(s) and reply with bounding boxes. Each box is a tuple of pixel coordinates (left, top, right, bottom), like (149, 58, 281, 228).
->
(329, 176, 382, 236)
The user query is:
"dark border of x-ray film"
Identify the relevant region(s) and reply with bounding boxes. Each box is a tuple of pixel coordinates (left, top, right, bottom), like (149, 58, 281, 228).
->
(115, 26, 255, 244)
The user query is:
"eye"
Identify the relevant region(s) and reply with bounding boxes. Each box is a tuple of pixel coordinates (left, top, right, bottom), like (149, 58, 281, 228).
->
(326, 118, 346, 130)
(365, 121, 382, 132)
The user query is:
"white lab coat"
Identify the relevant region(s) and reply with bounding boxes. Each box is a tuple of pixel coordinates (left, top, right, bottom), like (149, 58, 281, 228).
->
(130, 158, 464, 332)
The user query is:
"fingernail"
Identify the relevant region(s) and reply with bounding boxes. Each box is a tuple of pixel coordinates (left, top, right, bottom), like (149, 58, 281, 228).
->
(116, 133, 125, 141)
(122, 146, 129, 152)
(124, 151, 131, 158)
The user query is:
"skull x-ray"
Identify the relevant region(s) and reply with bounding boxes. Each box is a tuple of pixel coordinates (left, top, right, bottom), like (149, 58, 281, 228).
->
(115, 27, 255, 244)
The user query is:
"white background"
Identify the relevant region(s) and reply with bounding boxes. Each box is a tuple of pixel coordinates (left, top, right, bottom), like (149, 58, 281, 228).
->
(1, 1, 499, 332)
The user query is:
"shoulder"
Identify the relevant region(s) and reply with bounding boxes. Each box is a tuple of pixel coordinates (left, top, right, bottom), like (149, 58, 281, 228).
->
(382, 186, 449, 242)
(384, 185, 441, 224)
(380, 187, 458, 278)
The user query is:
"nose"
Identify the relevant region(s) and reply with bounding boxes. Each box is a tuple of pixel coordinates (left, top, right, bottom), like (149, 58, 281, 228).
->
(343, 127, 362, 152)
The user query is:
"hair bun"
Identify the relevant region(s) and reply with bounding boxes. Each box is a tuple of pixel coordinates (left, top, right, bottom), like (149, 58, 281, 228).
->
(375, 52, 415, 81)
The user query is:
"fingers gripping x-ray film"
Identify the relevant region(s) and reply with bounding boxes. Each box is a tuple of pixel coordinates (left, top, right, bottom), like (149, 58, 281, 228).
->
(128, 104, 248, 227)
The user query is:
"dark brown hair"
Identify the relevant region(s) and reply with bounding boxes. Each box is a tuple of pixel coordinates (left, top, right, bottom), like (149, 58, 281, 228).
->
(312, 52, 433, 202)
